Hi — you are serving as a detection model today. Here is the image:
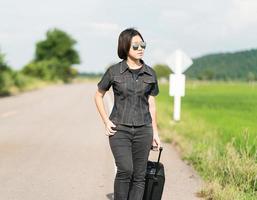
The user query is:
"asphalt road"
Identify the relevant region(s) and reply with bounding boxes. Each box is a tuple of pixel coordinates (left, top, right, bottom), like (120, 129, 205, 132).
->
(0, 83, 203, 200)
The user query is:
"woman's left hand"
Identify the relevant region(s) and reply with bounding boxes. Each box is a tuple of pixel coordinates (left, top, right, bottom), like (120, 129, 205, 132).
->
(152, 132, 161, 151)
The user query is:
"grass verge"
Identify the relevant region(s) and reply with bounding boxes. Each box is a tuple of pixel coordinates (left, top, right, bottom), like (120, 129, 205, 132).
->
(156, 81, 257, 200)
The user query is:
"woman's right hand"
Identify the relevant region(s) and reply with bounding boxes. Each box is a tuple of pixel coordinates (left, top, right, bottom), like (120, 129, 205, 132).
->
(104, 119, 117, 136)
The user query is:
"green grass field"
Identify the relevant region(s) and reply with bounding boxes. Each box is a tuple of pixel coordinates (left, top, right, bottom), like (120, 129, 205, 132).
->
(156, 81, 257, 200)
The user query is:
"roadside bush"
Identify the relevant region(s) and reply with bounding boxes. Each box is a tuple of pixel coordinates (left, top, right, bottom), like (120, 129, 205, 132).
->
(0, 71, 15, 95)
(22, 58, 70, 82)
(11, 71, 28, 89)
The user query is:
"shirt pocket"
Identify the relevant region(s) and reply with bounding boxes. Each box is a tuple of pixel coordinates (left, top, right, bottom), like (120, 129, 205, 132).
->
(113, 76, 126, 95)
(143, 76, 156, 94)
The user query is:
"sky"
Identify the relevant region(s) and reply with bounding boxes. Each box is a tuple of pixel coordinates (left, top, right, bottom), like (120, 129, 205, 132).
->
(0, 0, 257, 73)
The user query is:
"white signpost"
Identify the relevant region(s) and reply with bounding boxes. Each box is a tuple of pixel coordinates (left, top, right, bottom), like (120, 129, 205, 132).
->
(166, 49, 193, 121)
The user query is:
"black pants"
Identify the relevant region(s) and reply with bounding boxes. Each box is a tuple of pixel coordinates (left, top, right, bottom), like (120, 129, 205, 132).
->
(109, 123, 153, 200)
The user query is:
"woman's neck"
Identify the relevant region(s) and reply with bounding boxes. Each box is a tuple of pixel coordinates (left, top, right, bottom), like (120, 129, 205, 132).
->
(126, 56, 142, 69)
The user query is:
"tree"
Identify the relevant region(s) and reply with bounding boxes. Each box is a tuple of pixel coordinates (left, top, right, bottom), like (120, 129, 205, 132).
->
(152, 64, 172, 79)
(35, 28, 80, 65)
(22, 28, 80, 83)
(0, 50, 14, 95)
(0, 50, 11, 72)
(198, 69, 215, 80)
(246, 71, 256, 82)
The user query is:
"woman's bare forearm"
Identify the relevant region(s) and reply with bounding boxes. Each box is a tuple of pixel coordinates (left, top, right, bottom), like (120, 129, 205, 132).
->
(148, 96, 158, 135)
(94, 90, 109, 125)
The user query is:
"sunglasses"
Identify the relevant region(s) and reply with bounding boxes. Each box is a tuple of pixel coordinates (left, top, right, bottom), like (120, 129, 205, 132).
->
(131, 41, 146, 50)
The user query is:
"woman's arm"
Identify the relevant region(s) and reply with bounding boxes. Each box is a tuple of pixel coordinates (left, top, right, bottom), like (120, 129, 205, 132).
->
(94, 89, 108, 124)
(148, 95, 161, 150)
(148, 95, 158, 134)
(94, 89, 116, 136)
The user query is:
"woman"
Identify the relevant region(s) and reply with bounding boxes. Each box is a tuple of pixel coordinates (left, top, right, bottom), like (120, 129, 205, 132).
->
(94, 27, 161, 200)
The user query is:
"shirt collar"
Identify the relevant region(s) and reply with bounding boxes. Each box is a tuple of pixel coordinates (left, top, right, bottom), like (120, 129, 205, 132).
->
(120, 59, 152, 75)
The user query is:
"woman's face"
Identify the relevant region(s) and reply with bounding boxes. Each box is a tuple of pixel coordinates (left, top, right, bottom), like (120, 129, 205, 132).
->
(127, 35, 145, 60)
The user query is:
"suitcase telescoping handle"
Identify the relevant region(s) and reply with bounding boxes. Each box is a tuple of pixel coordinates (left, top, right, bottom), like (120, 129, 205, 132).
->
(157, 147, 163, 164)
(150, 146, 163, 177)
(150, 146, 163, 162)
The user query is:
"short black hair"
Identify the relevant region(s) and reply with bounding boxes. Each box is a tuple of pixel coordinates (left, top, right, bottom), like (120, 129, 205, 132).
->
(117, 28, 144, 60)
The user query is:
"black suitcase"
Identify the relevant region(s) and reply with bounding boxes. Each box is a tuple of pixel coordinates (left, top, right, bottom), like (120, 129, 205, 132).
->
(143, 146, 165, 200)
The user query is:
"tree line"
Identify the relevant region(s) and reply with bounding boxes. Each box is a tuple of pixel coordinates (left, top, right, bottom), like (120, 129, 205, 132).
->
(185, 49, 257, 81)
(153, 49, 257, 82)
(0, 28, 79, 96)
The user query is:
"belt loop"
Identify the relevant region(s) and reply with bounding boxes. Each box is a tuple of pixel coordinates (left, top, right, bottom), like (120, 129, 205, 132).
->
(131, 126, 135, 135)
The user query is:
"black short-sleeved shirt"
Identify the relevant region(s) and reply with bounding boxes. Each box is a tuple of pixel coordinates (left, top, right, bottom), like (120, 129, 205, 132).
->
(97, 59, 159, 126)
(129, 67, 141, 80)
